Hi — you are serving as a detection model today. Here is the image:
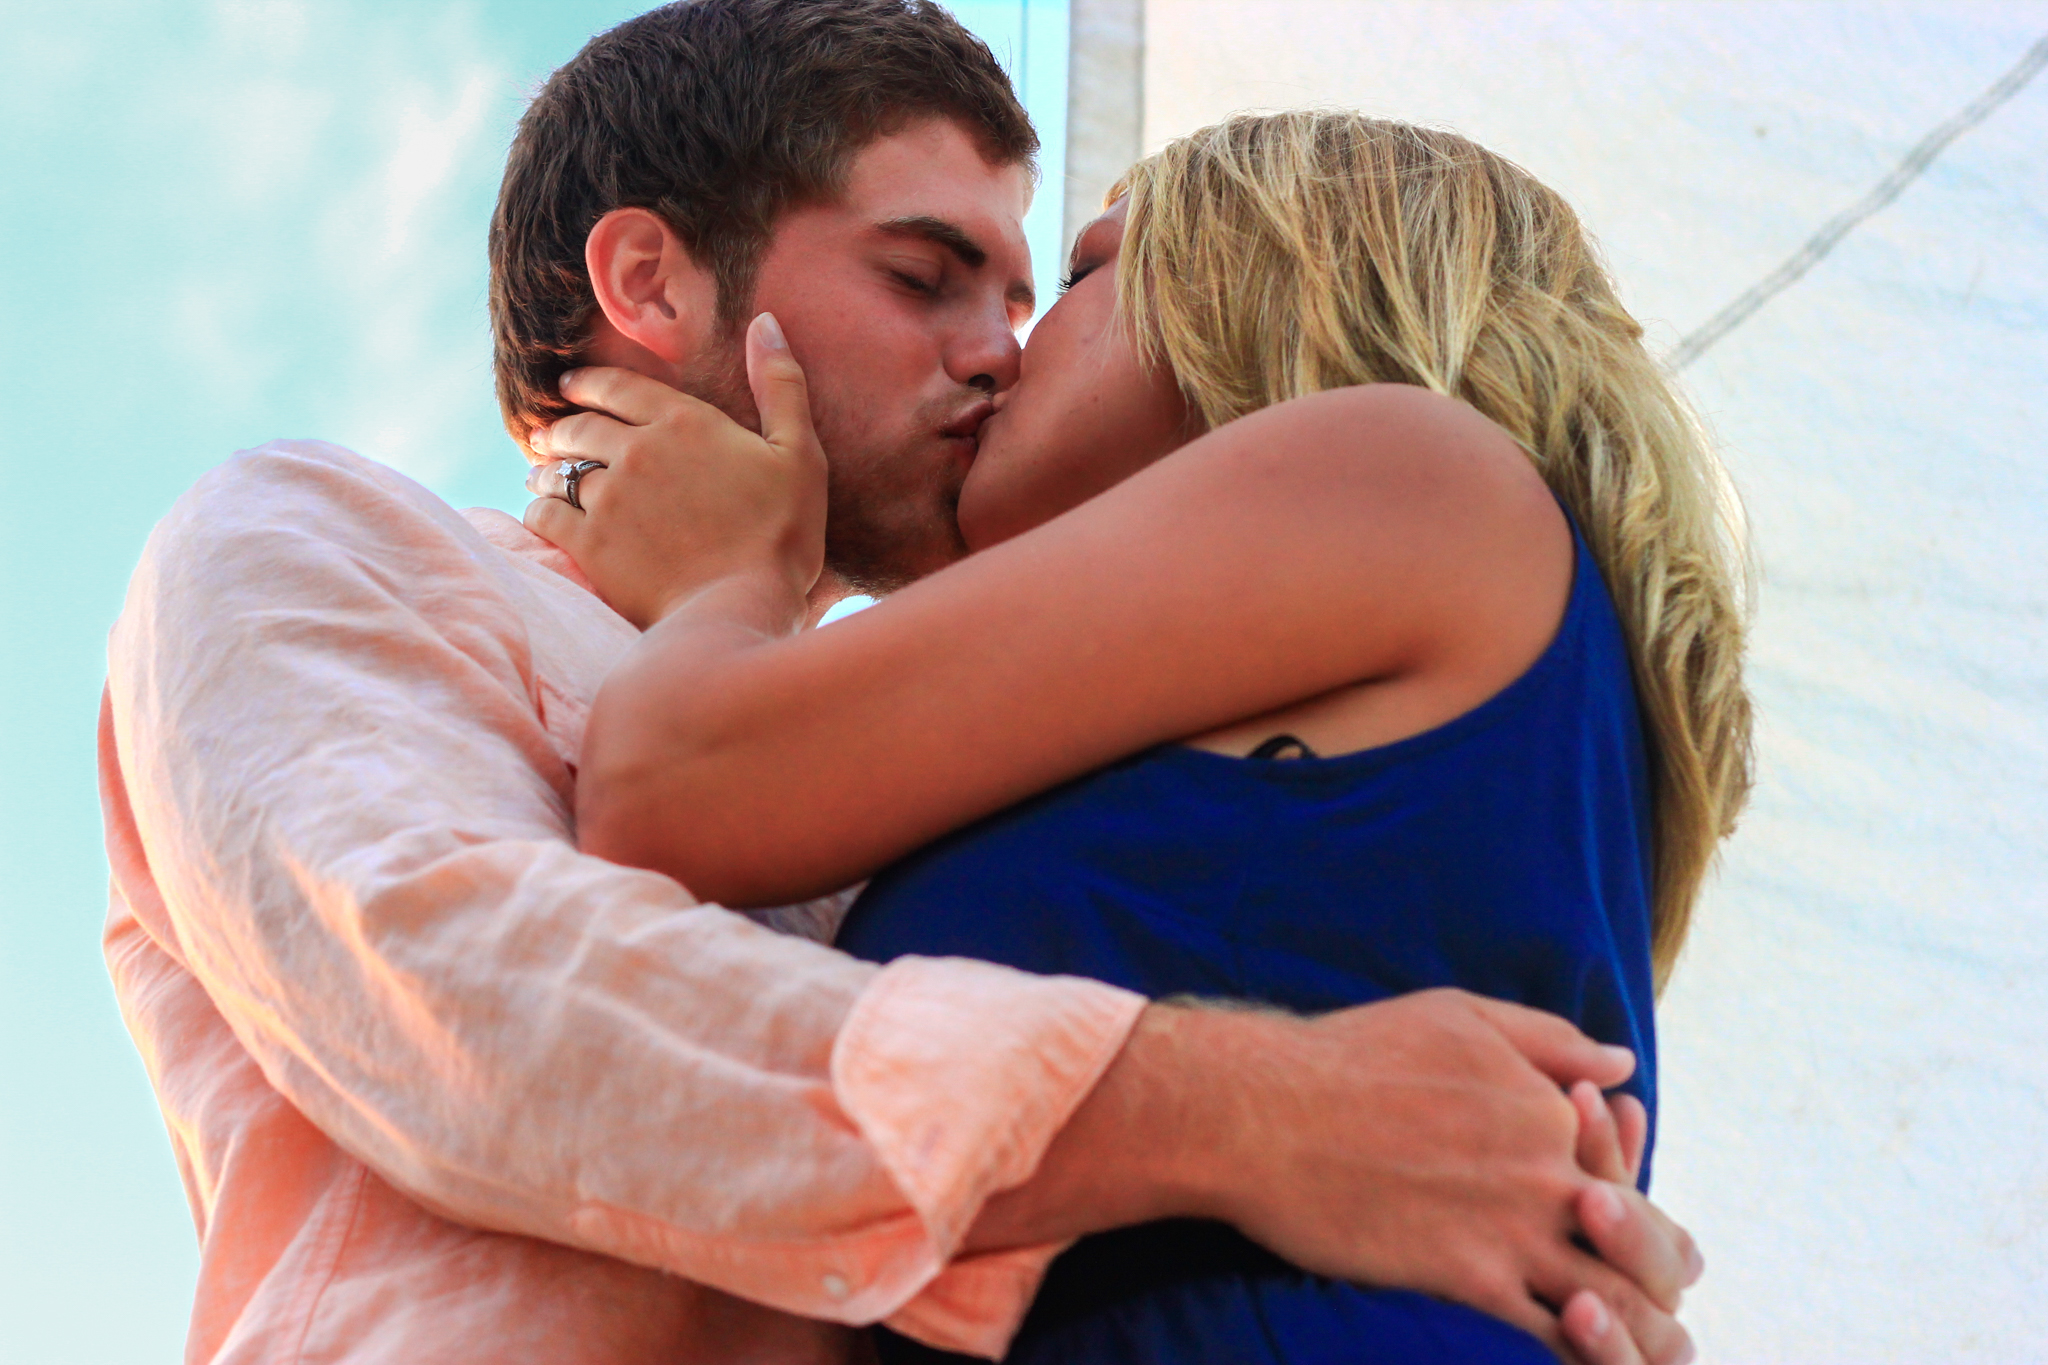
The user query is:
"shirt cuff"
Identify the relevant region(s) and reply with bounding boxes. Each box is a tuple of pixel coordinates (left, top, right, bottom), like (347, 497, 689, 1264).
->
(885, 1242, 1067, 1358)
(832, 955, 1145, 1350)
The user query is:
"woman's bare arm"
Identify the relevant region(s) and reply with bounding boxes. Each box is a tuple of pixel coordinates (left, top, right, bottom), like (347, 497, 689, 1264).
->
(571, 380, 1569, 907)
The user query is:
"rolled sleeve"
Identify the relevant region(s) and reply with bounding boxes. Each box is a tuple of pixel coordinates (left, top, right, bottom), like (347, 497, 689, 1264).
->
(840, 957, 1144, 1351)
(838, 956, 1144, 1255)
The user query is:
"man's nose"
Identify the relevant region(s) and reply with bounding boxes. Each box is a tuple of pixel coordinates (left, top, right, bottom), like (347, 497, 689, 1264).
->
(946, 308, 1023, 394)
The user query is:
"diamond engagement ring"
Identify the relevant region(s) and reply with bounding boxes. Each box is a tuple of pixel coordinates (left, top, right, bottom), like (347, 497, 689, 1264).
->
(557, 459, 606, 511)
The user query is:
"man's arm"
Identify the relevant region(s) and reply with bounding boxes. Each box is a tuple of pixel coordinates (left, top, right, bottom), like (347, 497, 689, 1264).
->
(970, 996, 1698, 1365)
(106, 441, 1143, 1328)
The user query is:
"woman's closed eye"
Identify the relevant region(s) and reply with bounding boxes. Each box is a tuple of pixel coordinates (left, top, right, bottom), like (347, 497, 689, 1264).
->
(1057, 260, 1099, 295)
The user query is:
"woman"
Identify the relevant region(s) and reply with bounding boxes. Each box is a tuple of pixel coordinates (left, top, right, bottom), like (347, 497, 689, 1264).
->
(538, 113, 1751, 1362)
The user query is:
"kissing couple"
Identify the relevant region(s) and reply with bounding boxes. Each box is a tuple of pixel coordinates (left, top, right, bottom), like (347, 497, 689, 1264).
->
(104, 2, 1744, 1363)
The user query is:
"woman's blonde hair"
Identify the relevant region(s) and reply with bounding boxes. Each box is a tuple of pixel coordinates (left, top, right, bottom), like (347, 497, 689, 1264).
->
(1113, 111, 1752, 987)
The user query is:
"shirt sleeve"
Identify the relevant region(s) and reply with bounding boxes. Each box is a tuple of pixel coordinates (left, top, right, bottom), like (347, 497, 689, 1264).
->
(106, 440, 1144, 1335)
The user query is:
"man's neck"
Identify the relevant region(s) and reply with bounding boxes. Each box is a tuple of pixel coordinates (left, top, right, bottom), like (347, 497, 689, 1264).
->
(803, 568, 858, 628)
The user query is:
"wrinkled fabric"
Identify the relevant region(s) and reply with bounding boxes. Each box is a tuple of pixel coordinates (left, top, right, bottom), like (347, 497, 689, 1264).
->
(100, 440, 1145, 1364)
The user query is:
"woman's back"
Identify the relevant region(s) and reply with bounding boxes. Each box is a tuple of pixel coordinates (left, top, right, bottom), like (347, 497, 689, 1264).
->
(843, 520, 1657, 1364)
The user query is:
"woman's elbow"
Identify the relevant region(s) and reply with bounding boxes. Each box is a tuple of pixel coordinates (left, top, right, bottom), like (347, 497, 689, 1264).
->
(573, 664, 717, 872)
(572, 748, 669, 870)
(574, 740, 779, 905)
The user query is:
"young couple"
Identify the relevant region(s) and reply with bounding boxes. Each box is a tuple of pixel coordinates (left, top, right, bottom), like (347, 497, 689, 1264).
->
(100, 3, 1742, 1363)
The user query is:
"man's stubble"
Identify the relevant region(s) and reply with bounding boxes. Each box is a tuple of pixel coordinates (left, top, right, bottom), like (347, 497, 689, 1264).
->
(817, 390, 972, 596)
(682, 330, 971, 597)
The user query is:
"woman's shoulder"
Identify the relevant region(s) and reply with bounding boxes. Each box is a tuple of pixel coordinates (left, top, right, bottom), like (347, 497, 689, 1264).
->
(1188, 384, 1560, 557)
(1216, 384, 1539, 485)
(1170, 384, 1573, 758)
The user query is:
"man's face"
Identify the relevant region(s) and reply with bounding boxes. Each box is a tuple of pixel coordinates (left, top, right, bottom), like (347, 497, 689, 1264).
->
(750, 118, 1035, 592)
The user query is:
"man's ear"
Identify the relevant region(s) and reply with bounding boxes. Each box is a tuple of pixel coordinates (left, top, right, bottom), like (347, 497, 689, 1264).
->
(584, 208, 720, 365)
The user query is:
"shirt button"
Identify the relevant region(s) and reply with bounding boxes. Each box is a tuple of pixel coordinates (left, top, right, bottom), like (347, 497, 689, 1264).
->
(821, 1273, 851, 1300)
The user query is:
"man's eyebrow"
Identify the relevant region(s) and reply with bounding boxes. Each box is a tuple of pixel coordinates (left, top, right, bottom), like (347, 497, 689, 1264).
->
(875, 214, 1034, 313)
(875, 214, 986, 267)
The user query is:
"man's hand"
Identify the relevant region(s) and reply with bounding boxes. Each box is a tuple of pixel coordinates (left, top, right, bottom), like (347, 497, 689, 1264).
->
(523, 313, 827, 630)
(968, 990, 1698, 1365)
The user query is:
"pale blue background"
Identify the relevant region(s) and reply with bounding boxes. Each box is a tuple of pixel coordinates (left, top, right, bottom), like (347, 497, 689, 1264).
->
(0, 4, 1065, 1361)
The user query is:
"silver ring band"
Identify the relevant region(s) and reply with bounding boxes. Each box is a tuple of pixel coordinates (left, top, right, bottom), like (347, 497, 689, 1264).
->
(558, 460, 606, 511)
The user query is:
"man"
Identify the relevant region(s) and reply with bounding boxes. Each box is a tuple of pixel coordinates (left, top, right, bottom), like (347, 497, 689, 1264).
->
(100, 3, 1698, 1363)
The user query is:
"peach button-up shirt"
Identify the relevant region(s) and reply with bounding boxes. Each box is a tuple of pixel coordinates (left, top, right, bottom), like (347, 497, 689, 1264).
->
(99, 440, 1145, 1364)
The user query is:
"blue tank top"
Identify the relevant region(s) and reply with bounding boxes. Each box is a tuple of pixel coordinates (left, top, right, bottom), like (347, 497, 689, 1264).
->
(843, 520, 1658, 1365)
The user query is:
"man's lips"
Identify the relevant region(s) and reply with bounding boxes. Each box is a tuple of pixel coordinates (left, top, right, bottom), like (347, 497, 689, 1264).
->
(935, 398, 998, 475)
(940, 398, 998, 442)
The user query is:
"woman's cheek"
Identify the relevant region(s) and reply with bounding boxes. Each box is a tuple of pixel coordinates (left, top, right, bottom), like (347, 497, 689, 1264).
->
(956, 457, 1020, 551)
(960, 441, 1069, 549)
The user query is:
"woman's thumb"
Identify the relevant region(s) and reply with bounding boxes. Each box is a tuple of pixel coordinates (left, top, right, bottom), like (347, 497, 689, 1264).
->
(746, 313, 819, 456)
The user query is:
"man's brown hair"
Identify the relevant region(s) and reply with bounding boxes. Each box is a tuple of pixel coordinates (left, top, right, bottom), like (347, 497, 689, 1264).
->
(490, 0, 1038, 448)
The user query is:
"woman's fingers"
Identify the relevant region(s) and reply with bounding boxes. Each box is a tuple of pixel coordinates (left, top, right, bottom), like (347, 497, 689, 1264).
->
(746, 313, 824, 465)
(524, 453, 611, 520)
(1612, 1093, 1650, 1183)
(557, 365, 705, 427)
(1576, 1180, 1702, 1311)
(531, 411, 629, 465)
(1533, 1249, 1694, 1365)
(1559, 1086, 1698, 1361)
(1570, 1080, 1630, 1184)
(1560, 1288, 1646, 1365)
(523, 494, 581, 550)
